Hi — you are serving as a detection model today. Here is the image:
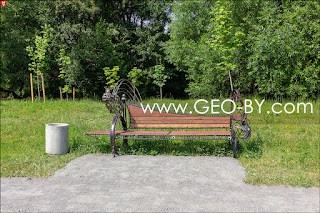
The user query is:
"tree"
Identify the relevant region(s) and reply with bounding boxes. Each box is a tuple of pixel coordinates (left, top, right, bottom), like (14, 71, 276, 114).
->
(103, 66, 120, 88)
(128, 67, 143, 87)
(26, 24, 52, 100)
(1, 0, 175, 99)
(0, 1, 51, 98)
(247, 1, 320, 98)
(207, 1, 244, 90)
(56, 49, 72, 99)
(148, 64, 169, 101)
(165, 0, 218, 98)
(3, 0, 318, 100)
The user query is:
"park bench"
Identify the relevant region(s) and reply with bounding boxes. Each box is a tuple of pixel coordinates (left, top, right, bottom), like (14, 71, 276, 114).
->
(86, 79, 251, 158)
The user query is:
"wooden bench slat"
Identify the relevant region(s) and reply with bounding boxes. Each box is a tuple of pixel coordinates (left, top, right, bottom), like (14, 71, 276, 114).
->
(87, 130, 171, 136)
(127, 104, 231, 129)
(133, 116, 230, 120)
(130, 113, 188, 117)
(170, 131, 230, 136)
(121, 131, 170, 136)
(133, 123, 230, 128)
(134, 119, 230, 124)
(86, 130, 230, 136)
(128, 105, 189, 117)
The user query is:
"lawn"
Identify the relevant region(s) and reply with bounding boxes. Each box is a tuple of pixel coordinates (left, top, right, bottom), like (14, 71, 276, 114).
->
(1, 98, 319, 187)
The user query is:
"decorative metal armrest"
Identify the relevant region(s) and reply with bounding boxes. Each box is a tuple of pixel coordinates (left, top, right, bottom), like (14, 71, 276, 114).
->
(102, 86, 128, 132)
(102, 86, 125, 116)
(102, 81, 138, 156)
(230, 89, 251, 140)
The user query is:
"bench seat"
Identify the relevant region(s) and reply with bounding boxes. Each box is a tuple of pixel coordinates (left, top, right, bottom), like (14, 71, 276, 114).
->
(127, 105, 231, 128)
(87, 130, 231, 136)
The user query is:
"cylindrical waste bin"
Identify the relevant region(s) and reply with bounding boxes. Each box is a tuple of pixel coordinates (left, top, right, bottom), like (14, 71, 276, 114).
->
(45, 123, 69, 154)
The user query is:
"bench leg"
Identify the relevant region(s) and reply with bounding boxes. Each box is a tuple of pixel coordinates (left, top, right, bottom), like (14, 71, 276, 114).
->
(119, 116, 128, 147)
(110, 116, 119, 157)
(110, 134, 119, 157)
(232, 130, 238, 158)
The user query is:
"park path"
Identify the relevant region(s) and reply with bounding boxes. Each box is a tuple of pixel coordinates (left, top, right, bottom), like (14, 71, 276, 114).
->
(1, 154, 319, 212)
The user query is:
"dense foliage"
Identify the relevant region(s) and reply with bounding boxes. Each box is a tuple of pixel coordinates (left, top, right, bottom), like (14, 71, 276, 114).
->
(1, 0, 319, 99)
(165, 0, 319, 98)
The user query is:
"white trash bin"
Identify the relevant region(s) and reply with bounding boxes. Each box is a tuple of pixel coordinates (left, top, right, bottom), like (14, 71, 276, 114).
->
(45, 123, 69, 155)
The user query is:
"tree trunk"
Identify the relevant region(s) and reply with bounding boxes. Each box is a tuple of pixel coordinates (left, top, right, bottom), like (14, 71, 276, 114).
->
(160, 86, 162, 102)
(30, 73, 34, 103)
(133, 86, 136, 100)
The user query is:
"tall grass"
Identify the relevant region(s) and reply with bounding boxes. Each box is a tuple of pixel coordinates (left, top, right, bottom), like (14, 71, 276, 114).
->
(1, 98, 319, 187)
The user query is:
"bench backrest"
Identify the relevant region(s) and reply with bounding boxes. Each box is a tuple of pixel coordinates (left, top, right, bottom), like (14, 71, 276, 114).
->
(127, 104, 230, 129)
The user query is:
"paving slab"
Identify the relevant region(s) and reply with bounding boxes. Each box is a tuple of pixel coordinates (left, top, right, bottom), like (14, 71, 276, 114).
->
(1, 154, 319, 212)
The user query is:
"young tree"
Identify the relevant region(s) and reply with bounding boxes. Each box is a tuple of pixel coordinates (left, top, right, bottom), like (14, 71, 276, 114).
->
(148, 64, 169, 101)
(103, 66, 120, 88)
(26, 24, 52, 100)
(56, 49, 72, 100)
(165, 1, 253, 97)
(207, 1, 244, 87)
(128, 67, 143, 99)
(57, 49, 71, 78)
(128, 67, 143, 87)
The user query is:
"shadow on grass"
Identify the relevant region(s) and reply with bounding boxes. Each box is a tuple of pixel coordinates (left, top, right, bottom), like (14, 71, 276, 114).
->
(69, 134, 264, 159)
(119, 139, 233, 157)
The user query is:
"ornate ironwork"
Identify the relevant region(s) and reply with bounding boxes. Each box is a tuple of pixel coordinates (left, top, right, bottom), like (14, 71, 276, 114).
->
(230, 89, 251, 141)
(103, 87, 124, 115)
(77, 79, 251, 158)
(101, 79, 143, 156)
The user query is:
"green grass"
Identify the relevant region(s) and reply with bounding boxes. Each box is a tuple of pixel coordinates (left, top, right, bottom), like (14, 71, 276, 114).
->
(1, 98, 319, 187)
(1, 99, 110, 177)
